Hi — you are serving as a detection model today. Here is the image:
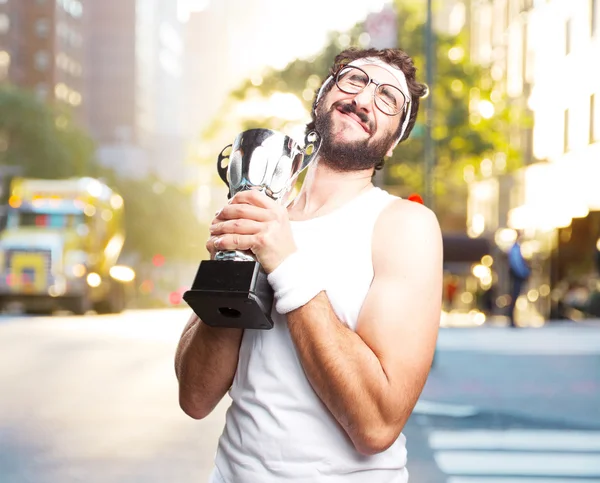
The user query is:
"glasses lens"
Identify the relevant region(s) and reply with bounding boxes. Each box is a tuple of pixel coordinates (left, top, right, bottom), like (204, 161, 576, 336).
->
(336, 67, 368, 94)
(374, 84, 406, 116)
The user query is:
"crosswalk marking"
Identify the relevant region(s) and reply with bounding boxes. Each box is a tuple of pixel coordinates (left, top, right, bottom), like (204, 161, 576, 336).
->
(430, 429, 600, 452)
(428, 429, 600, 481)
(447, 478, 599, 483)
(434, 451, 600, 477)
(436, 326, 600, 355)
(413, 400, 479, 418)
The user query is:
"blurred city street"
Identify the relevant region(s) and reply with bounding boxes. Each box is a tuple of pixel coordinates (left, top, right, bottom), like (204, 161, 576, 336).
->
(1, 0, 600, 481)
(1, 309, 599, 483)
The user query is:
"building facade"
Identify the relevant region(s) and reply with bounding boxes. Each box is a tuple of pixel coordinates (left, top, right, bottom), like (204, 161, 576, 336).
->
(0, 0, 86, 121)
(85, 0, 188, 184)
(468, 0, 600, 322)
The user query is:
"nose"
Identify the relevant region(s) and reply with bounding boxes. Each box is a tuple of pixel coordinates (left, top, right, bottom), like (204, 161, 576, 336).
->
(352, 82, 376, 112)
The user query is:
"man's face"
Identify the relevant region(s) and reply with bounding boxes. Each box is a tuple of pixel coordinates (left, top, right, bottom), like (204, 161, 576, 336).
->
(314, 64, 404, 172)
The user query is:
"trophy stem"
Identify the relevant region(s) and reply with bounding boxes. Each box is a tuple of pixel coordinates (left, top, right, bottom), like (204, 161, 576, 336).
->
(215, 250, 255, 262)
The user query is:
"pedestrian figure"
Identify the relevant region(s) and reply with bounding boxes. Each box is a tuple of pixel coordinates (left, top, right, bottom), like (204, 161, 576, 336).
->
(507, 233, 531, 327)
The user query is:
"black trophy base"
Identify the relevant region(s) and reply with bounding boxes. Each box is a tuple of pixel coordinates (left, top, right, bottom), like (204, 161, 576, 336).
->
(183, 260, 274, 330)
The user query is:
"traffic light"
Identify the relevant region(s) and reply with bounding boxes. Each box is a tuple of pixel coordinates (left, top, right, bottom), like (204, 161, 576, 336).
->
(152, 254, 165, 267)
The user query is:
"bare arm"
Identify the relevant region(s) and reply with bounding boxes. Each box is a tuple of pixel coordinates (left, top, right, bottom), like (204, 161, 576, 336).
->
(287, 200, 443, 455)
(175, 313, 243, 419)
(175, 230, 244, 420)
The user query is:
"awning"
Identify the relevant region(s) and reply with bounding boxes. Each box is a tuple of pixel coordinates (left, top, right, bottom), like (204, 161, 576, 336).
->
(443, 233, 491, 264)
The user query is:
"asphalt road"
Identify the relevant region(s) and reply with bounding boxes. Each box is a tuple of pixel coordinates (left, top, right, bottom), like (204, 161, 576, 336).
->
(0, 309, 599, 483)
(406, 324, 600, 482)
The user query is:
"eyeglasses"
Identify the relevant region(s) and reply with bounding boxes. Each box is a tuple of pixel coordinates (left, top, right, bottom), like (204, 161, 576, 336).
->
(334, 65, 409, 117)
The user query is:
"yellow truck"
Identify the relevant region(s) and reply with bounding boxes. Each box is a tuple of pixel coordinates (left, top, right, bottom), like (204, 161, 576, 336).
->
(0, 177, 135, 314)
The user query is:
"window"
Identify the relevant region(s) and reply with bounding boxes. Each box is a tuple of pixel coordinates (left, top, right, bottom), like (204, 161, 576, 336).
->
(522, 22, 529, 89)
(60, 0, 83, 18)
(0, 50, 9, 80)
(592, 94, 598, 143)
(36, 83, 49, 100)
(35, 18, 50, 38)
(520, 0, 534, 11)
(16, 213, 83, 229)
(592, 0, 598, 37)
(34, 50, 50, 71)
(69, 31, 82, 49)
(564, 108, 570, 153)
(565, 18, 572, 55)
(0, 13, 9, 35)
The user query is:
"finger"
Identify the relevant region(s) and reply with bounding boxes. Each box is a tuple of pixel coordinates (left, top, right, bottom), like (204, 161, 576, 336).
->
(206, 236, 220, 255)
(210, 219, 261, 236)
(230, 189, 277, 209)
(217, 203, 272, 222)
(214, 234, 256, 252)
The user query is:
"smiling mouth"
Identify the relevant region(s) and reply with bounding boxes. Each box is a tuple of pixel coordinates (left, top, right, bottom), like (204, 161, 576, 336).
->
(336, 108, 370, 134)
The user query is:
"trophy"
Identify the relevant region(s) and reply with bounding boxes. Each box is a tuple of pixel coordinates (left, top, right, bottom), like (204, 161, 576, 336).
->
(183, 128, 321, 330)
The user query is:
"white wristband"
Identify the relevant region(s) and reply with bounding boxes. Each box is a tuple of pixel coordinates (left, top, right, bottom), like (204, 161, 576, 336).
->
(267, 251, 325, 315)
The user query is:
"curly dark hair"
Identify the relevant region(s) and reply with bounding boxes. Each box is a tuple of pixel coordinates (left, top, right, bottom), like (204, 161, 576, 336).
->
(306, 48, 427, 170)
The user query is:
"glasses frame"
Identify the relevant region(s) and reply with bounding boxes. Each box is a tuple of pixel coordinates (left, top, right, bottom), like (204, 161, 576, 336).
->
(334, 65, 409, 117)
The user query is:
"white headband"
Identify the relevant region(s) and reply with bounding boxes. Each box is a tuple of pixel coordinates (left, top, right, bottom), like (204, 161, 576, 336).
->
(315, 57, 412, 147)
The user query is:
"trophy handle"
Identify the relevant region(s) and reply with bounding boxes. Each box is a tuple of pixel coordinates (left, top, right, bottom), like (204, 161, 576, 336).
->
(301, 131, 321, 171)
(217, 144, 232, 188)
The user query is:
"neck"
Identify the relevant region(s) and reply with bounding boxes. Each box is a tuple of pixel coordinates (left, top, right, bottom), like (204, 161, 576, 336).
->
(288, 157, 374, 220)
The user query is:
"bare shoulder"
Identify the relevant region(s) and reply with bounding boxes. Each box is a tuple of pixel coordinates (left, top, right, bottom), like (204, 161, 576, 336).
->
(374, 198, 442, 247)
(379, 197, 441, 228)
(373, 198, 443, 270)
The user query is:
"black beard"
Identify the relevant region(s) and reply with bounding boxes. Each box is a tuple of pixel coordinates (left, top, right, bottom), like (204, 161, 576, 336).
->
(314, 101, 395, 172)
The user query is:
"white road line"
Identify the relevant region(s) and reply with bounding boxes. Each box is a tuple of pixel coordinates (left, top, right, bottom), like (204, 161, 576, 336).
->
(434, 451, 600, 477)
(436, 328, 600, 355)
(413, 400, 479, 418)
(447, 478, 600, 483)
(14, 309, 191, 343)
(429, 430, 600, 452)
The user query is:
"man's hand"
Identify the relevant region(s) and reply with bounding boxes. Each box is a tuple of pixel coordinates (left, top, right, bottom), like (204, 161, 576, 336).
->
(209, 190, 296, 273)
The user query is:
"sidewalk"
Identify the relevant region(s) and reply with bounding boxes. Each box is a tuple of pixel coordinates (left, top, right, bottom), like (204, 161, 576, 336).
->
(437, 322, 600, 355)
(440, 309, 600, 329)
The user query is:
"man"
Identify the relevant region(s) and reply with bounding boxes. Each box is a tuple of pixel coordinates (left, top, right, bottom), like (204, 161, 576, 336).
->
(175, 47, 443, 483)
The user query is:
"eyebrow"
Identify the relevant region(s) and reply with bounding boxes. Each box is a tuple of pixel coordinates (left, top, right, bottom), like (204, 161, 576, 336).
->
(347, 72, 366, 82)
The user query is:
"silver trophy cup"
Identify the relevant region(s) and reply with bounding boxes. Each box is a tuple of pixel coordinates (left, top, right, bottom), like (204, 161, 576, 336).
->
(183, 128, 321, 330)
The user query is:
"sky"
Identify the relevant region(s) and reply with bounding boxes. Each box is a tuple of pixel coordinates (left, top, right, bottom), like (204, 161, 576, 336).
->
(179, 0, 392, 70)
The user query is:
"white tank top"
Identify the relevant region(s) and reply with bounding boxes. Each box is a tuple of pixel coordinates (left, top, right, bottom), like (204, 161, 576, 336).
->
(213, 187, 408, 483)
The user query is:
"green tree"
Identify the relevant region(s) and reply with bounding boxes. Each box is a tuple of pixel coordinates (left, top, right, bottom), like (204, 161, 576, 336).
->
(198, 4, 530, 230)
(383, 1, 528, 228)
(0, 85, 204, 264)
(94, 169, 207, 264)
(0, 86, 95, 178)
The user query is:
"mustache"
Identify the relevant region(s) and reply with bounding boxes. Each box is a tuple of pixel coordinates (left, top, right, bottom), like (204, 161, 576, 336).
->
(332, 102, 374, 133)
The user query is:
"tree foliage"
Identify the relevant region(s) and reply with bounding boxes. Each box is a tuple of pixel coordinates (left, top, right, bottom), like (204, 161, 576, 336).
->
(383, 1, 528, 227)
(0, 86, 95, 179)
(199, 3, 529, 229)
(0, 85, 204, 263)
(107, 174, 206, 263)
